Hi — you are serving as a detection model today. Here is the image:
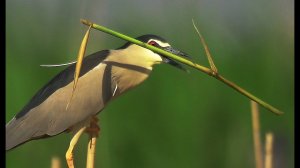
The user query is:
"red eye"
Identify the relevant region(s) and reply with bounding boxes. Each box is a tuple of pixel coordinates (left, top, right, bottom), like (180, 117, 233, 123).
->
(148, 41, 157, 46)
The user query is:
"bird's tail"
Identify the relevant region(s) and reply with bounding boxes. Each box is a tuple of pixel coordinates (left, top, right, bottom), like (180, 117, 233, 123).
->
(6, 117, 33, 151)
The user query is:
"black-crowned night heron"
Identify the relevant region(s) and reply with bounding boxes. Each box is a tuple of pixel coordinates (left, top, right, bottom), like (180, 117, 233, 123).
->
(6, 34, 188, 167)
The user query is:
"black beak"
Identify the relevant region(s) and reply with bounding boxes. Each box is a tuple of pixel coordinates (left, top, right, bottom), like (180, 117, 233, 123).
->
(161, 46, 189, 72)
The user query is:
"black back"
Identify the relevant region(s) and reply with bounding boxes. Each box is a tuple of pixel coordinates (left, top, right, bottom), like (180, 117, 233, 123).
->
(15, 50, 110, 119)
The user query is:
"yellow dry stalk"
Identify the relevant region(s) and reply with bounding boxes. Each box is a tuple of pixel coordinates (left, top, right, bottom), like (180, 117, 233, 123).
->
(251, 101, 263, 168)
(66, 25, 92, 110)
(265, 133, 274, 168)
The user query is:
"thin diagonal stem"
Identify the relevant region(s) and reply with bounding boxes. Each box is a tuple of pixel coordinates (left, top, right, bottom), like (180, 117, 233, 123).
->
(80, 19, 283, 116)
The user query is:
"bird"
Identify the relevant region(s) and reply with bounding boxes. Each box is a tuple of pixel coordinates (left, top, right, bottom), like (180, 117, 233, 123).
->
(6, 34, 189, 167)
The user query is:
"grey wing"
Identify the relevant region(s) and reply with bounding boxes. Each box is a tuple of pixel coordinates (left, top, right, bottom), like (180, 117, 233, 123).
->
(6, 50, 115, 150)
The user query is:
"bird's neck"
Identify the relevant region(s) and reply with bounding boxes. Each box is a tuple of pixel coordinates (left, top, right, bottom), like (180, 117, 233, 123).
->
(113, 45, 162, 69)
(102, 50, 154, 94)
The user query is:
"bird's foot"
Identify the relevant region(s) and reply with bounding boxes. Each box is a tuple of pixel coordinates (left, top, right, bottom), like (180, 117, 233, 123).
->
(85, 117, 100, 137)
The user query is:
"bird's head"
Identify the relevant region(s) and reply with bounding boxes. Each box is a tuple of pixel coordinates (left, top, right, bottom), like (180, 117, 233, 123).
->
(118, 34, 189, 71)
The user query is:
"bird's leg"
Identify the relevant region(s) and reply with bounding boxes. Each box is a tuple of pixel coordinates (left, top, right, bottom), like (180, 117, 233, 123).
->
(66, 126, 87, 168)
(86, 116, 100, 168)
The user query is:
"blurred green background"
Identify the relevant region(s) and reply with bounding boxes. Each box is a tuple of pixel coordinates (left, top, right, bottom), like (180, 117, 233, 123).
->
(6, 0, 294, 168)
